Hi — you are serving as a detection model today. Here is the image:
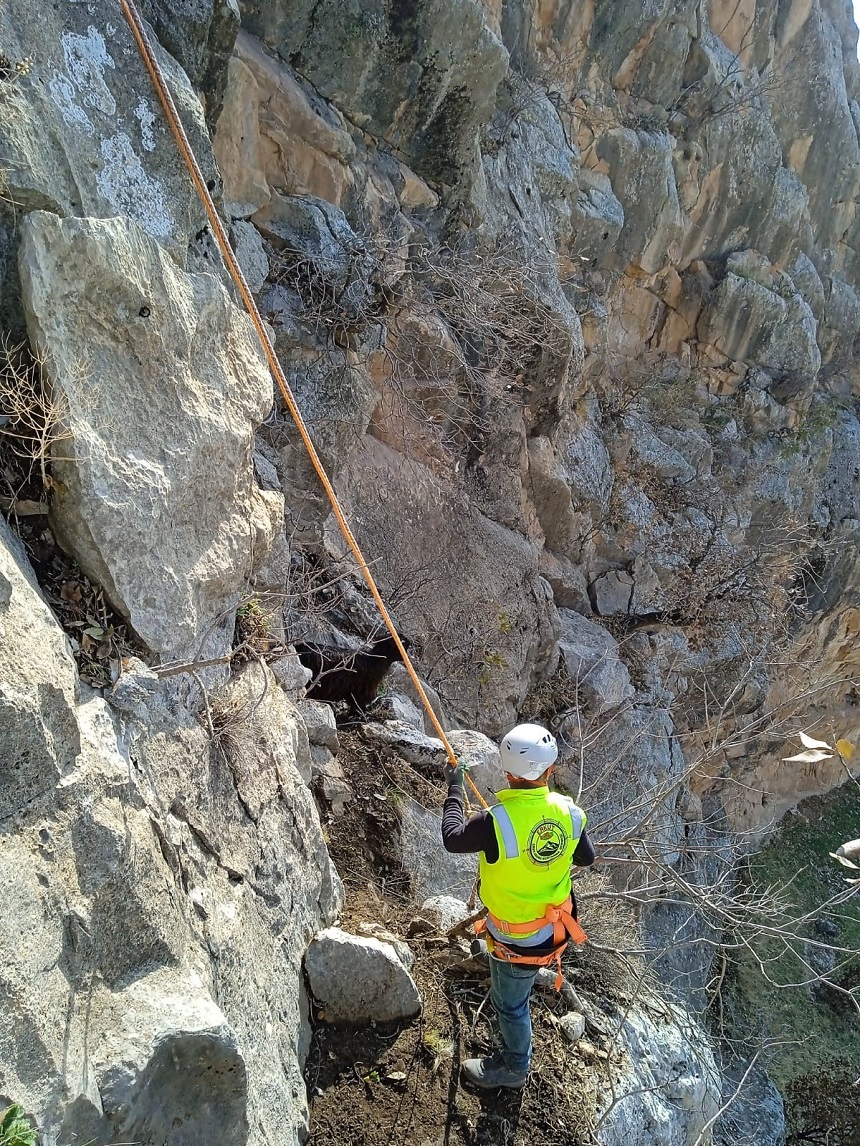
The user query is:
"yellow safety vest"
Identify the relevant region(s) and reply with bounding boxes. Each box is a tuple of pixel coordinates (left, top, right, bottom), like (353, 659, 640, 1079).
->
(479, 786, 586, 942)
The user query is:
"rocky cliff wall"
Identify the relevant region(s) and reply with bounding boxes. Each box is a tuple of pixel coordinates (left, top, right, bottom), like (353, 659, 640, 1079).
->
(0, 0, 859, 1143)
(213, 0, 860, 824)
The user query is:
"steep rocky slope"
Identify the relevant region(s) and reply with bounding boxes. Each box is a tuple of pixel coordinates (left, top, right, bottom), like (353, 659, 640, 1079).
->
(1, 0, 859, 1143)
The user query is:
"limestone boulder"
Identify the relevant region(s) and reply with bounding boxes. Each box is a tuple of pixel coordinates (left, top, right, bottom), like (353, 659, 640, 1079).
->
(0, 0, 214, 261)
(698, 266, 821, 381)
(240, 0, 508, 185)
(557, 1011, 587, 1043)
(420, 895, 471, 931)
(447, 728, 506, 801)
(84, 971, 248, 1145)
(19, 211, 272, 666)
(591, 570, 635, 617)
(214, 31, 355, 214)
(558, 609, 635, 716)
(384, 665, 450, 735)
(2, 451, 339, 1146)
(296, 699, 340, 753)
(107, 660, 342, 1145)
(370, 692, 426, 730)
(527, 435, 582, 556)
(304, 927, 421, 1023)
(217, 662, 314, 795)
(361, 720, 446, 770)
(563, 421, 614, 516)
(311, 751, 354, 815)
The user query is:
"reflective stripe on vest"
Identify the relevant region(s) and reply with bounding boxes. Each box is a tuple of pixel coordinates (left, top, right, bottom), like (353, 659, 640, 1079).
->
(489, 804, 519, 859)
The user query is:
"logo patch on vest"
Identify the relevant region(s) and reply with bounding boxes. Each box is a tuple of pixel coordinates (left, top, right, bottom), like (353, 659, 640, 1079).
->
(527, 819, 568, 865)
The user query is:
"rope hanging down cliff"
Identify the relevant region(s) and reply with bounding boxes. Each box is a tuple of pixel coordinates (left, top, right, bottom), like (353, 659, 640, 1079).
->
(117, 0, 489, 810)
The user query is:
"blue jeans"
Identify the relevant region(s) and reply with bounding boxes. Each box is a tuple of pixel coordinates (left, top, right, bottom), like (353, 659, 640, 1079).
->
(489, 957, 540, 1073)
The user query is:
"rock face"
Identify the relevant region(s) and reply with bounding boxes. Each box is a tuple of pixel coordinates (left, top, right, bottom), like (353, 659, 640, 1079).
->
(136, 0, 240, 127)
(2, 0, 860, 1142)
(557, 608, 635, 716)
(304, 927, 421, 1023)
(19, 211, 273, 665)
(0, 0, 214, 262)
(597, 1006, 720, 1146)
(240, 0, 508, 184)
(0, 520, 340, 1146)
(0, 520, 80, 819)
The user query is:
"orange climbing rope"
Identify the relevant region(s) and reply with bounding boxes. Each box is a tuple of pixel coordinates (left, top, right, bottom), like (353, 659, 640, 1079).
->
(118, 0, 490, 809)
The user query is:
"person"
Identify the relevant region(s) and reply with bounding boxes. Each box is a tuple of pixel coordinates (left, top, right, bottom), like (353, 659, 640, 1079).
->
(441, 722, 594, 1090)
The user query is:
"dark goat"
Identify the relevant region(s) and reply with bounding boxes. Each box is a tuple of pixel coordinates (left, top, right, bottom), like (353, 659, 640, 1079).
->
(294, 633, 411, 711)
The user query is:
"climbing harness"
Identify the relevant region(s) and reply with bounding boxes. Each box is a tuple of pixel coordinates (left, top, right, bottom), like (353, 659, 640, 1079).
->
(118, 0, 490, 809)
(474, 896, 588, 990)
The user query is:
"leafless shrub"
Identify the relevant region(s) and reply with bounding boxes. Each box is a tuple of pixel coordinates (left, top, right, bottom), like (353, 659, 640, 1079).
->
(0, 336, 78, 491)
(520, 659, 582, 730)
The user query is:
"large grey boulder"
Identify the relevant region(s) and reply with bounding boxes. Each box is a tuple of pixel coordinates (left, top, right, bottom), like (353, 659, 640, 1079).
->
(0, 0, 214, 261)
(305, 927, 421, 1023)
(84, 970, 249, 1146)
(19, 211, 273, 665)
(420, 895, 471, 931)
(558, 609, 635, 716)
(358, 722, 504, 799)
(698, 264, 821, 380)
(361, 719, 447, 768)
(448, 728, 506, 801)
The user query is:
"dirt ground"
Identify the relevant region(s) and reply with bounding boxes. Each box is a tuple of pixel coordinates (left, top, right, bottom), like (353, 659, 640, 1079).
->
(305, 733, 621, 1146)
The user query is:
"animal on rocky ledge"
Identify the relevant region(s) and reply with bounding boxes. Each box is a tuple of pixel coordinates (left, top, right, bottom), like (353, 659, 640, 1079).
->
(294, 633, 412, 712)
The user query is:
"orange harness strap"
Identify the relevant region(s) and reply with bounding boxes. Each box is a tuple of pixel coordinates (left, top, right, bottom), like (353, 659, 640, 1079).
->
(474, 898, 588, 990)
(486, 897, 588, 945)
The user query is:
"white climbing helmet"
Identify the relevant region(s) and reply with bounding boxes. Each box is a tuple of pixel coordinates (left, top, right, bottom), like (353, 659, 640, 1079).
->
(499, 723, 558, 780)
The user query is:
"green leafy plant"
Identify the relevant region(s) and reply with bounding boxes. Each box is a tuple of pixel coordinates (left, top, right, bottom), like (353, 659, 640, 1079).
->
(0, 1104, 37, 1146)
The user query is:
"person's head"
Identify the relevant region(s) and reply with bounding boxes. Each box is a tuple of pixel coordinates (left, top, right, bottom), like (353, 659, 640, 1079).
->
(499, 723, 558, 787)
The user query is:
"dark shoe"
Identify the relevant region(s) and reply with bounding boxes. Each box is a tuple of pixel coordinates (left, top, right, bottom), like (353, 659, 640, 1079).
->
(461, 1052, 527, 1090)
